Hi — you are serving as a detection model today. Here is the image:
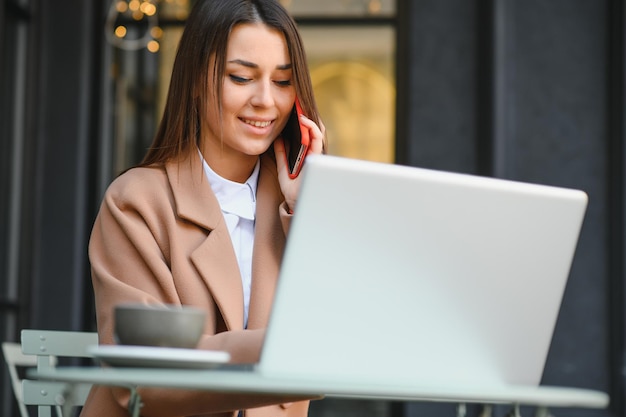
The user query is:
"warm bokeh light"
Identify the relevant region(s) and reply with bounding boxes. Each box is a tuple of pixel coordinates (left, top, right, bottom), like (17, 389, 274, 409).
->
(132, 10, 144, 20)
(114, 26, 127, 38)
(368, 0, 382, 14)
(151, 26, 163, 39)
(141, 2, 157, 16)
(116, 1, 128, 13)
(147, 40, 160, 53)
(128, 0, 140, 12)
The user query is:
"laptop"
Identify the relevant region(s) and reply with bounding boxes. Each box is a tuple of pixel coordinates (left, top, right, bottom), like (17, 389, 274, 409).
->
(256, 154, 588, 390)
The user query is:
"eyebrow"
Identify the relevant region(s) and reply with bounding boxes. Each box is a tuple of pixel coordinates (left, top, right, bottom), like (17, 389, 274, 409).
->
(227, 59, 292, 70)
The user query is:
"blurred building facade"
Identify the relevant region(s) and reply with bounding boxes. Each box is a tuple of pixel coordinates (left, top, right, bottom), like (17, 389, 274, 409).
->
(0, 1, 624, 417)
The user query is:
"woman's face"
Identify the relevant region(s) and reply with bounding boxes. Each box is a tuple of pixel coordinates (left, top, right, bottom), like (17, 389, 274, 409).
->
(203, 23, 296, 179)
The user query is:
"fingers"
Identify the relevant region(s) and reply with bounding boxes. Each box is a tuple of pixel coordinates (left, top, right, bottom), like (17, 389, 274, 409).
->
(298, 115, 325, 155)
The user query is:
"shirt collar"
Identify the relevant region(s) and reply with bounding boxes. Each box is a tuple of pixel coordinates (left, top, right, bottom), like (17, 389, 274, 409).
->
(200, 152, 260, 221)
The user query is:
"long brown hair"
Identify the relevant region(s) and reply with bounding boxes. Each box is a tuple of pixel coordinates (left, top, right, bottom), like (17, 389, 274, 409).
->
(140, 0, 320, 166)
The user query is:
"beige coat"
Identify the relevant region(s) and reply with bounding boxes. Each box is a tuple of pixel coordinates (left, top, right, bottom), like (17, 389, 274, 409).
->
(81, 152, 311, 417)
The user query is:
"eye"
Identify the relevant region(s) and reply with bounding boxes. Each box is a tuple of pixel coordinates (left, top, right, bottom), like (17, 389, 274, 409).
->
(274, 79, 292, 87)
(229, 74, 251, 84)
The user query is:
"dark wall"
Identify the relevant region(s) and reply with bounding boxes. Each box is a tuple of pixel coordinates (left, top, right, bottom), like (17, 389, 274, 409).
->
(0, 0, 104, 413)
(0, 0, 104, 334)
(27, 0, 102, 332)
(397, 1, 623, 417)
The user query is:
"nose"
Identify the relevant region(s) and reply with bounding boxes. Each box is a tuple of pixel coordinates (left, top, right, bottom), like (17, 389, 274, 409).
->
(250, 80, 274, 108)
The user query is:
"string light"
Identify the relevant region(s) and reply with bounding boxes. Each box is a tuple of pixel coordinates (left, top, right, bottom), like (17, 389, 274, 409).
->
(150, 26, 163, 39)
(116, 1, 128, 13)
(368, 0, 382, 14)
(147, 40, 160, 53)
(105, 0, 159, 51)
(114, 26, 127, 38)
(141, 2, 157, 16)
(337, 0, 386, 15)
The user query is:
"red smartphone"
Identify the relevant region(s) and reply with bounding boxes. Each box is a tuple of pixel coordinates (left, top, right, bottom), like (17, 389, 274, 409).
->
(282, 98, 310, 179)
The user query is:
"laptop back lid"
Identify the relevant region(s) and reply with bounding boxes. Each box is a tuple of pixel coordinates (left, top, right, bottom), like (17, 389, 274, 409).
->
(259, 155, 588, 389)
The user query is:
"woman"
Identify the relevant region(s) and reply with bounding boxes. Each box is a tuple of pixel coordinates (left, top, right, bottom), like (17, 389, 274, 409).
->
(81, 0, 325, 416)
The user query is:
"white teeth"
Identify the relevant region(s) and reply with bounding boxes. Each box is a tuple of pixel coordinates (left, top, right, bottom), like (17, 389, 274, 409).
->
(243, 119, 272, 128)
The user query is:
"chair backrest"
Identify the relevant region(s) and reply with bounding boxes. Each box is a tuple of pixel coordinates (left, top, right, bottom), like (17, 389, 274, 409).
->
(2, 342, 51, 417)
(19, 330, 99, 417)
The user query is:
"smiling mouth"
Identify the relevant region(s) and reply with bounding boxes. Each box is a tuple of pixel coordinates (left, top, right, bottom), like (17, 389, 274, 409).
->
(241, 118, 273, 128)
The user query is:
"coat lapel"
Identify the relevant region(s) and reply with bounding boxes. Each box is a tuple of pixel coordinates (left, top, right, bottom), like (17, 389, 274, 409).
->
(247, 157, 286, 329)
(191, 226, 245, 330)
(165, 152, 245, 330)
(164, 152, 287, 332)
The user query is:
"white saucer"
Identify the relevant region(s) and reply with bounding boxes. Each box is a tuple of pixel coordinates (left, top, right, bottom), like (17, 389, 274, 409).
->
(88, 345, 231, 369)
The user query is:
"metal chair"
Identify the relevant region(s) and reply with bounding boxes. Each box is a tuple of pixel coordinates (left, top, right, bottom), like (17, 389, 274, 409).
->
(2, 329, 98, 417)
(2, 341, 45, 417)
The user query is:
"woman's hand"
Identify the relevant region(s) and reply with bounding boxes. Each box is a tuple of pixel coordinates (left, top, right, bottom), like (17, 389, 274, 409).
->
(274, 114, 325, 213)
